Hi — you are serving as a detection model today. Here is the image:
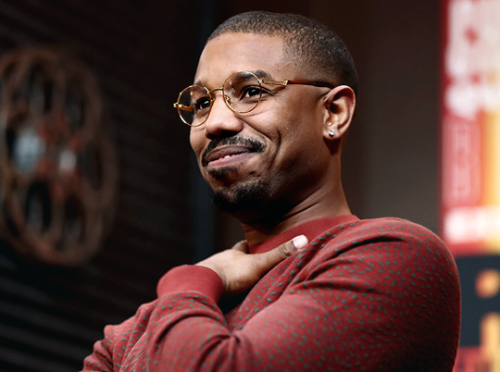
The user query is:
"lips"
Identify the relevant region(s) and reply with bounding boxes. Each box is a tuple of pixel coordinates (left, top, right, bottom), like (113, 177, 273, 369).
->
(201, 137, 266, 167)
(203, 146, 253, 166)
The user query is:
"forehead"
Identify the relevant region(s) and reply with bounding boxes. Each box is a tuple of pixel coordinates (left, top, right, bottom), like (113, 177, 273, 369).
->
(195, 33, 295, 85)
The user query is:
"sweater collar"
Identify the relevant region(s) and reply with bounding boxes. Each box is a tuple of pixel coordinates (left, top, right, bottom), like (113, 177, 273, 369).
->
(249, 215, 358, 254)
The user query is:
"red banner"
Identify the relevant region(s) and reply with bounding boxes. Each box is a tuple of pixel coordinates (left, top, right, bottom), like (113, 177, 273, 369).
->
(441, 0, 500, 370)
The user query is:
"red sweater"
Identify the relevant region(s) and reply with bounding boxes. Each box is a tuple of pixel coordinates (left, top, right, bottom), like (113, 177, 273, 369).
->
(82, 216, 461, 371)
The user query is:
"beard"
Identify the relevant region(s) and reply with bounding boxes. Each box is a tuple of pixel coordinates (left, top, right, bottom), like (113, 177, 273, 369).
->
(211, 180, 271, 213)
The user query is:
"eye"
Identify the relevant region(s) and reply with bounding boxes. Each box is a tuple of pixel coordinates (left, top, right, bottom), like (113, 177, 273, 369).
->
(240, 85, 263, 99)
(194, 97, 211, 111)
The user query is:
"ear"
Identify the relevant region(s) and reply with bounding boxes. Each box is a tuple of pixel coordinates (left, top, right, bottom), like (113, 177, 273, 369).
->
(321, 85, 356, 141)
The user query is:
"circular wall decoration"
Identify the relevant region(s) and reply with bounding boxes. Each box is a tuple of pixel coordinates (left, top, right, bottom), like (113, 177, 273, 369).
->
(0, 47, 117, 266)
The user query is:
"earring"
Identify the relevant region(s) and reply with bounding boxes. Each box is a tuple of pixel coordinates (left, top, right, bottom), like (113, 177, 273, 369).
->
(328, 129, 335, 137)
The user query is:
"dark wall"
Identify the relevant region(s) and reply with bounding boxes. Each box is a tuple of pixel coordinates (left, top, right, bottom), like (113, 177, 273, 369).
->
(0, 1, 211, 370)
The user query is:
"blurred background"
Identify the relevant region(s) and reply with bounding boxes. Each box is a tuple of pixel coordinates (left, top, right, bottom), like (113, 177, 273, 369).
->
(0, 0, 496, 371)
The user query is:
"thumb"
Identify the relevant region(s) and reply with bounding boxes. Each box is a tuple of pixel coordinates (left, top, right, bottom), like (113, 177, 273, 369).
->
(253, 235, 309, 276)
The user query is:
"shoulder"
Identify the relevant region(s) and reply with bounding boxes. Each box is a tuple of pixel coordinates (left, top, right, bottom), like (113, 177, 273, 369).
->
(340, 217, 440, 239)
(314, 217, 459, 278)
(305, 216, 460, 318)
(334, 217, 450, 256)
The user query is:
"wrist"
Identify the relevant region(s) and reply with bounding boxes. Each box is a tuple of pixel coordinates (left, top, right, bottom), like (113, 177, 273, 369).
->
(157, 265, 224, 302)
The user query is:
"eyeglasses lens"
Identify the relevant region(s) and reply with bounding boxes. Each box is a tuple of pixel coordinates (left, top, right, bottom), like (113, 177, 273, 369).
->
(178, 86, 210, 125)
(223, 72, 263, 114)
(177, 71, 263, 126)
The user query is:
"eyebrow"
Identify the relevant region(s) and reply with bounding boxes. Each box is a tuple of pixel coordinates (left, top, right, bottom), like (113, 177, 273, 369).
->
(193, 69, 275, 87)
(252, 69, 273, 80)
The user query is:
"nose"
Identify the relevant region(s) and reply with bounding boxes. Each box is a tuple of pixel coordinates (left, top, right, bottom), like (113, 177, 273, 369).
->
(203, 91, 243, 139)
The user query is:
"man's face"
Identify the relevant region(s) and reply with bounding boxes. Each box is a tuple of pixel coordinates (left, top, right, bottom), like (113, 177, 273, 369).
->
(189, 33, 330, 217)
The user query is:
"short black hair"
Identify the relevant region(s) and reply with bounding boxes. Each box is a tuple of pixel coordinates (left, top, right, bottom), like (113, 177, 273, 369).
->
(208, 11, 358, 95)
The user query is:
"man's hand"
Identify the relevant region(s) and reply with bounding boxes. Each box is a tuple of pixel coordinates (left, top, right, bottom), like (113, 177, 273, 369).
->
(196, 235, 308, 298)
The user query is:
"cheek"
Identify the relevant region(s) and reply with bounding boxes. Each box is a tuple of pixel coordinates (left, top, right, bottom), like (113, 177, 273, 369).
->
(277, 105, 321, 140)
(189, 129, 204, 159)
(276, 109, 325, 162)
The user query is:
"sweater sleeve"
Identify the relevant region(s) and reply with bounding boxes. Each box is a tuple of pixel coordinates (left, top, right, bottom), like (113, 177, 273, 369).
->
(81, 266, 223, 371)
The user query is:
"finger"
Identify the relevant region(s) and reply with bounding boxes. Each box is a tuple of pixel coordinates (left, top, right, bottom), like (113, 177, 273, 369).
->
(253, 235, 308, 276)
(231, 240, 248, 252)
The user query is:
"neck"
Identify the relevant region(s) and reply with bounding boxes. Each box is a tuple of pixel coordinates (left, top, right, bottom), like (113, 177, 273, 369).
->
(238, 182, 351, 246)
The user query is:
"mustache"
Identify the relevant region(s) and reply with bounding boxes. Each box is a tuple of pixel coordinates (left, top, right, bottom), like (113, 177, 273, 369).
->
(201, 136, 266, 166)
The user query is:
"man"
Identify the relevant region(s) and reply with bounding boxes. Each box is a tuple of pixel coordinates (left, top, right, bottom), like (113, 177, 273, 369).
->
(83, 11, 460, 371)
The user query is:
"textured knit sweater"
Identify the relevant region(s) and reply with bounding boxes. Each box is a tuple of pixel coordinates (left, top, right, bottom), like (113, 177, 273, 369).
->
(82, 216, 461, 372)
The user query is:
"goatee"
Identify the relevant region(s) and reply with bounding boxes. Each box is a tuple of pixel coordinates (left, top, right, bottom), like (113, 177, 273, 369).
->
(212, 180, 270, 213)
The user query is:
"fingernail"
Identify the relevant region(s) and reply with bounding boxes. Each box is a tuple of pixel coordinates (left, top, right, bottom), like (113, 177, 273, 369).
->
(292, 235, 308, 250)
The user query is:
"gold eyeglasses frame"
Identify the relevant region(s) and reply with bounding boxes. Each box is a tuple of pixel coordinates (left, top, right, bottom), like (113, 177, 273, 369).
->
(173, 70, 335, 127)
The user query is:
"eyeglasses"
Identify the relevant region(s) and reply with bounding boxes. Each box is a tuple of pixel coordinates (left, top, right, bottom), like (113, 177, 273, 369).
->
(173, 70, 334, 126)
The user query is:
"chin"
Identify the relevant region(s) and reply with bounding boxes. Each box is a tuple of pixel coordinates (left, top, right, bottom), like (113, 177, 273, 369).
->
(211, 180, 270, 213)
